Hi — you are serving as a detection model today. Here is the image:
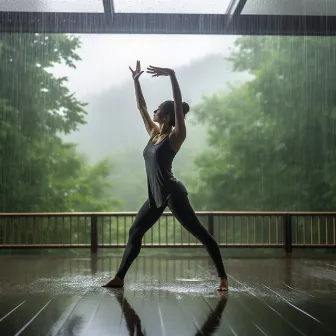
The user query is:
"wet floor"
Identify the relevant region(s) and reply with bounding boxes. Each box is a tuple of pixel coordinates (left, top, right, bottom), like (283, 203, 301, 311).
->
(0, 254, 336, 335)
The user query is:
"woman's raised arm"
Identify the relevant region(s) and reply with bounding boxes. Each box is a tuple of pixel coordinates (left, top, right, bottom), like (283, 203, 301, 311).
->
(130, 61, 159, 137)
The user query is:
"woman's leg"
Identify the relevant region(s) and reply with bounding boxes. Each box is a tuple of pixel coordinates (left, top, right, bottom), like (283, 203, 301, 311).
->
(116, 200, 165, 278)
(167, 192, 228, 289)
(103, 200, 165, 286)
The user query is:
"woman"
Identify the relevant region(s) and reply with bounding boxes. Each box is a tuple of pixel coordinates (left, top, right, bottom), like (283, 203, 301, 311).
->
(103, 61, 228, 291)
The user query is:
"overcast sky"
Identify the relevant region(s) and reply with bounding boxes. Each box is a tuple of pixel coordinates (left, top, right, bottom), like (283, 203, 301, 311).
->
(0, 0, 237, 98)
(52, 34, 237, 99)
(4, 0, 328, 99)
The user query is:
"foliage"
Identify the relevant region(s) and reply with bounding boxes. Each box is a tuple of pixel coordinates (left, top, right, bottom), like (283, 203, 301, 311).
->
(43, 139, 120, 212)
(0, 33, 118, 212)
(191, 36, 336, 211)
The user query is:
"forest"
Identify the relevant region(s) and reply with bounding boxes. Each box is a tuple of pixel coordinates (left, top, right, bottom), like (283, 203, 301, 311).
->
(1, 34, 336, 215)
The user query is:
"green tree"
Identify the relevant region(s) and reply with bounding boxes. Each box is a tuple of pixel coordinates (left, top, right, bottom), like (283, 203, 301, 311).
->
(0, 33, 118, 212)
(190, 84, 290, 210)
(191, 36, 336, 211)
(41, 138, 120, 212)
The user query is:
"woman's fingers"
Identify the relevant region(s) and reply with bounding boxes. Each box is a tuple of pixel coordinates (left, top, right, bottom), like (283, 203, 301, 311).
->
(128, 64, 166, 77)
(134, 70, 144, 79)
(146, 69, 161, 77)
(146, 72, 160, 77)
(146, 67, 159, 73)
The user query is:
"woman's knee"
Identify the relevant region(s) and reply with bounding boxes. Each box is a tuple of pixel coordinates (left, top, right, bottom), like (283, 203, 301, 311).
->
(198, 230, 218, 247)
(128, 226, 143, 243)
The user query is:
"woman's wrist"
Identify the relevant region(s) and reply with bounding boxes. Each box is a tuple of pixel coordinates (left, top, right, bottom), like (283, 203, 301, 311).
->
(168, 69, 175, 77)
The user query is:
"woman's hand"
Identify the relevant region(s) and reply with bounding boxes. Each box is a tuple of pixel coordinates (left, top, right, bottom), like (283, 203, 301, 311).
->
(129, 60, 144, 81)
(146, 65, 174, 77)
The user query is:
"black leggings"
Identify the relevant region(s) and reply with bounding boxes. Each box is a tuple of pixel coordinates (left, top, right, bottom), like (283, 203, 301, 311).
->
(115, 192, 226, 279)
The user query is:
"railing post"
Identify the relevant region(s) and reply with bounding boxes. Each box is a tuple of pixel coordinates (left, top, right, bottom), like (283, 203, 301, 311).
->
(91, 215, 98, 254)
(208, 214, 214, 237)
(283, 214, 292, 255)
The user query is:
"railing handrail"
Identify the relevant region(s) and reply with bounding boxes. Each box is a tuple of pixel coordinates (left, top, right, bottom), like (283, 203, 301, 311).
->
(1, 211, 335, 253)
(1, 211, 336, 217)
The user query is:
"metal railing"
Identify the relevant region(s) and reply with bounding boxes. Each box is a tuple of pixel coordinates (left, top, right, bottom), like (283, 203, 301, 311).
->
(0, 212, 335, 253)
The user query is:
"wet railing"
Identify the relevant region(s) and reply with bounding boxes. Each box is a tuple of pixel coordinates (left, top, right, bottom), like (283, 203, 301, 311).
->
(0, 212, 335, 253)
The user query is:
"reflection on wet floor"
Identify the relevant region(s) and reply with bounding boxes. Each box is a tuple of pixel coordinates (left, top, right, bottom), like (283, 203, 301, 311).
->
(0, 254, 336, 335)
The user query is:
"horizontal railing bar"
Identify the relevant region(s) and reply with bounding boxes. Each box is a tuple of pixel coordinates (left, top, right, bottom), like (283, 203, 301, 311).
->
(0, 244, 90, 248)
(2, 244, 333, 249)
(0, 244, 284, 249)
(100, 244, 284, 248)
(292, 244, 336, 247)
(1, 211, 336, 217)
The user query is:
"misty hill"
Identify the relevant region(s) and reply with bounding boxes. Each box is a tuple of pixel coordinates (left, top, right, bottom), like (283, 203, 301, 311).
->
(67, 54, 248, 162)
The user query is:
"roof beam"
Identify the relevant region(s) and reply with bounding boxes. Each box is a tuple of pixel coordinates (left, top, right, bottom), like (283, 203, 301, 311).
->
(102, 0, 115, 16)
(225, 0, 248, 32)
(0, 12, 227, 34)
(0, 12, 336, 36)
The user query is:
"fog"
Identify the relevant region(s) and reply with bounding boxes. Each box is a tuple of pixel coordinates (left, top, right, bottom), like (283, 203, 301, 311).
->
(50, 34, 247, 210)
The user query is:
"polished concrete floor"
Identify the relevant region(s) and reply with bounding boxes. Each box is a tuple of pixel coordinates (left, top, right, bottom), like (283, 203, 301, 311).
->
(0, 253, 335, 335)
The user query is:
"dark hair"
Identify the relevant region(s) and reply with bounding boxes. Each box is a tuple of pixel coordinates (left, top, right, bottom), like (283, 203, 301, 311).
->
(163, 100, 190, 127)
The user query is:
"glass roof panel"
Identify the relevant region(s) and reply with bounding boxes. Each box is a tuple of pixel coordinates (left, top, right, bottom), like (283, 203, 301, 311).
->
(114, 0, 232, 14)
(0, 0, 104, 13)
(242, 0, 336, 16)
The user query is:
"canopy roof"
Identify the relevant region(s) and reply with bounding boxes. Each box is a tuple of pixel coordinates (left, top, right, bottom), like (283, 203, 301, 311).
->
(0, 0, 335, 35)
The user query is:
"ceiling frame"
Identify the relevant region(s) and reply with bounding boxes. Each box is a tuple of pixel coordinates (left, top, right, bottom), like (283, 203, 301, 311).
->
(225, 0, 248, 31)
(102, 0, 115, 17)
(0, 2, 336, 36)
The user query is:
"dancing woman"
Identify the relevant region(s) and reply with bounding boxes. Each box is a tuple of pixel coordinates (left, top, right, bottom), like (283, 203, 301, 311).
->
(103, 61, 228, 291)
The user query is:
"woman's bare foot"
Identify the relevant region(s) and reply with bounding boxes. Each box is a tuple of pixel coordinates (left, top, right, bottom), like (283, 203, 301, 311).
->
(102, 276, 124, 288)
(217, 277, 228, 291)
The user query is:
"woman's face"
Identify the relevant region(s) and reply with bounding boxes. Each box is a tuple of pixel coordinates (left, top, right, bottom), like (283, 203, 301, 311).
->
(153, 103, 168, 124)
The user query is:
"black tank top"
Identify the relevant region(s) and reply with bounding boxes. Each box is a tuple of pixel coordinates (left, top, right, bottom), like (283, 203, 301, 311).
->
(143, 134, 187, 208)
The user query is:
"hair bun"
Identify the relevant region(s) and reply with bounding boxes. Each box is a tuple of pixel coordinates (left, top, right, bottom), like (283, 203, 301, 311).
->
(182, 102, 190, 115)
